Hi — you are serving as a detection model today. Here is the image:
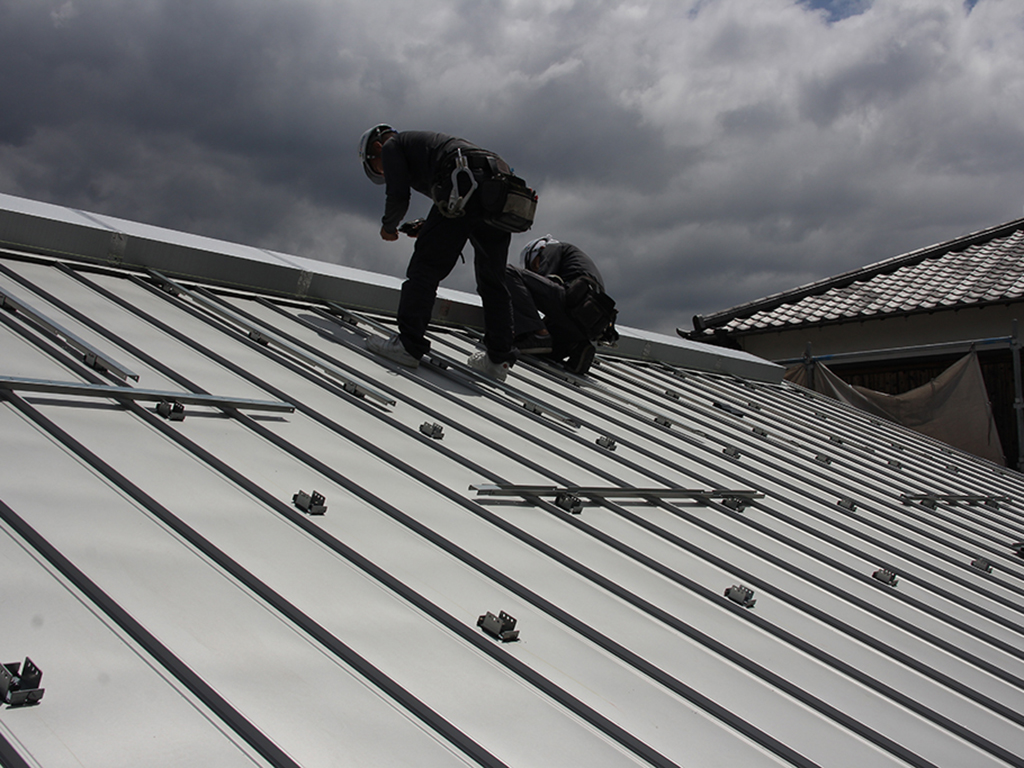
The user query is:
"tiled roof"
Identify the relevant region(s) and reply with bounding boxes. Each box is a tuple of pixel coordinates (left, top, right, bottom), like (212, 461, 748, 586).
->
(3, 199, 1024, 768)
(689, 218, 1024, 337)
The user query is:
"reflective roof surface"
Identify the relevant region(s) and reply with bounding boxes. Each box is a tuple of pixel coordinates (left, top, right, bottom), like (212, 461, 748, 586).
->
(2, 198, 1023, 768)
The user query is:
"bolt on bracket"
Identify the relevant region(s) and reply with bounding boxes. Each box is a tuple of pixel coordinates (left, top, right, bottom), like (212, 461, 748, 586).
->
(419, 422, 444, 439)
(155, 400, 185, 421)
(555, 492, 583, 514)
(477, 611, 519, 642)
(724, 584, 756, 608)
(873, 568, 898, 587)
(971, 557, 994, 573)
(293, 490, 327, 515)
(1, 658, 44, 707)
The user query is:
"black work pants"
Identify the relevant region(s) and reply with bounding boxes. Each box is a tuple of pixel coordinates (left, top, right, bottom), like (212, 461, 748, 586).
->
(506, 265, 588, 358)
(397, 204, 516, 363)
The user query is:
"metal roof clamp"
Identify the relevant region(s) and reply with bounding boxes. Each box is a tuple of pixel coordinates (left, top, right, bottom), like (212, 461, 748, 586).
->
(970, 557, 994, 574)
(872, 568, 899, 587)
(1010, 542, 1024, 558)
(724, 585, 756, 608)
(155, 400, 185, 421)
(248, 329, 271, 346)
(293, 490, 327, 516)
(477, 611, 519, 642)
(555, 492, 583, 514)
(1, 658, 44, 707)
(419, 422, 444, 440)
(713, 401, 745, 417)
(441, 149, 477, 217)
(721, 495, 750, 512)
(596, 435, 617, 451)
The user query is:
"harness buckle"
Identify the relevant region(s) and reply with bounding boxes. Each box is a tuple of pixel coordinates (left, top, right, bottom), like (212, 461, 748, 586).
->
(442, 148, 477, 217)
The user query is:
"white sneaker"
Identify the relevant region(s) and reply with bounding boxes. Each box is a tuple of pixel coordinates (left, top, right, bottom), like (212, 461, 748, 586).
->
(467, 350, 510, 381)
(366, 334, 419, 368)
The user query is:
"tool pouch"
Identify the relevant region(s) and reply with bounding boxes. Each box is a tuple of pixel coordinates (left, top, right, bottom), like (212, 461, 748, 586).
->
(479, 172, 538, 233)
(565, 276, 618, 342)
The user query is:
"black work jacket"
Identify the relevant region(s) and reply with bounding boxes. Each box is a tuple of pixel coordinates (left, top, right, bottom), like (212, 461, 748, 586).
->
(532, 241, 605, 291)
(380, 131, 484, 233)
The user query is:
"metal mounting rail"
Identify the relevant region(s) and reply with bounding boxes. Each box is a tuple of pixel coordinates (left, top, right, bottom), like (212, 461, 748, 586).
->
(327, 301, 580, 427)
(471, 484, 764, 502)
(147, 271, 395, 407)
(900, 493, 1011, 509)
(0, 376, 295, 413)
(525, 353, 716, 436)
(0, 284, 139, 381)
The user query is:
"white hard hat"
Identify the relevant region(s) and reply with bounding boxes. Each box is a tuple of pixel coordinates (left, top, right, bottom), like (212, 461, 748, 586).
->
(357, 123, 395, 184)
(520, 235, 556, 268)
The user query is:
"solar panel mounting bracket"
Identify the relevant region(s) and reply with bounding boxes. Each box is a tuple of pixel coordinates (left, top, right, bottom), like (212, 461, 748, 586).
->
(1, 658, 44, 707)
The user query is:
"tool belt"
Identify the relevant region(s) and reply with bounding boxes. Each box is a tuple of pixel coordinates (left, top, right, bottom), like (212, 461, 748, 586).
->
(564, 276, 618, 342)
(431, 149, 537, 233)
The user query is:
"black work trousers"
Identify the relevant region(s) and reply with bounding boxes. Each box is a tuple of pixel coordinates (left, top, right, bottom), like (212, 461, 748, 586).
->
(506, 265, 587, 358)
(397, 203, 516, 363)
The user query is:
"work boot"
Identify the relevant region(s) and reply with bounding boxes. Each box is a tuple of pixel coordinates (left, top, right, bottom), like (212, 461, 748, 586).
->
(366, 334, 419, 368)
(564, 341, 596, 376)
(467, 350, 510, 382)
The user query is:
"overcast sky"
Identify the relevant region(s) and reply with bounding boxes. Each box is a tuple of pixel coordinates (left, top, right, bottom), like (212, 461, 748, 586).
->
(2, 0, 1021, 334)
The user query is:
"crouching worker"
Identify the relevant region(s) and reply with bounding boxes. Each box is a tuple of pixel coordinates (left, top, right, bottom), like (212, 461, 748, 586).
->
(507, 236, 618, 376)
(358, 124, 536, 382)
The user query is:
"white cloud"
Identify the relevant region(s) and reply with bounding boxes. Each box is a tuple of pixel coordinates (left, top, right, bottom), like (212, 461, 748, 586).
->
(50, 1, 78, 28)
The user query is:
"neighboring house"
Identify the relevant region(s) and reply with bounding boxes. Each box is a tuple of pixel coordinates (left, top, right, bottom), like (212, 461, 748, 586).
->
(3, 192, 1023, 767)
(683, 217, 1024, 466)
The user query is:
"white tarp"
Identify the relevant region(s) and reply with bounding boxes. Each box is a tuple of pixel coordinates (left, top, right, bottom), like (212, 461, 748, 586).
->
(785, 352, 1005, 465)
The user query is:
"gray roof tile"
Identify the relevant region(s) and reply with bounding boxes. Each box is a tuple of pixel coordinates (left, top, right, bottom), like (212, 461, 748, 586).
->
(692, 218, 1024, 336)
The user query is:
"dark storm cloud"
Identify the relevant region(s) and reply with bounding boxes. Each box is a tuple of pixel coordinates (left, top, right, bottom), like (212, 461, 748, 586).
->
(2, 0, 1023, 335)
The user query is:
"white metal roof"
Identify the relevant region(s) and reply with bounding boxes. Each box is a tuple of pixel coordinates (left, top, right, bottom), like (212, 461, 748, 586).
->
(1, 196, 1023, 768)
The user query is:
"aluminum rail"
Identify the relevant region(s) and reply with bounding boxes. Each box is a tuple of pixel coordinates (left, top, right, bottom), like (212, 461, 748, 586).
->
(327, 301, 581, 427)
(0, 283, 139, 381)
(0, 375, 294, 413)
(146, 270, 395, 407)
(470, 484, 764, 501)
